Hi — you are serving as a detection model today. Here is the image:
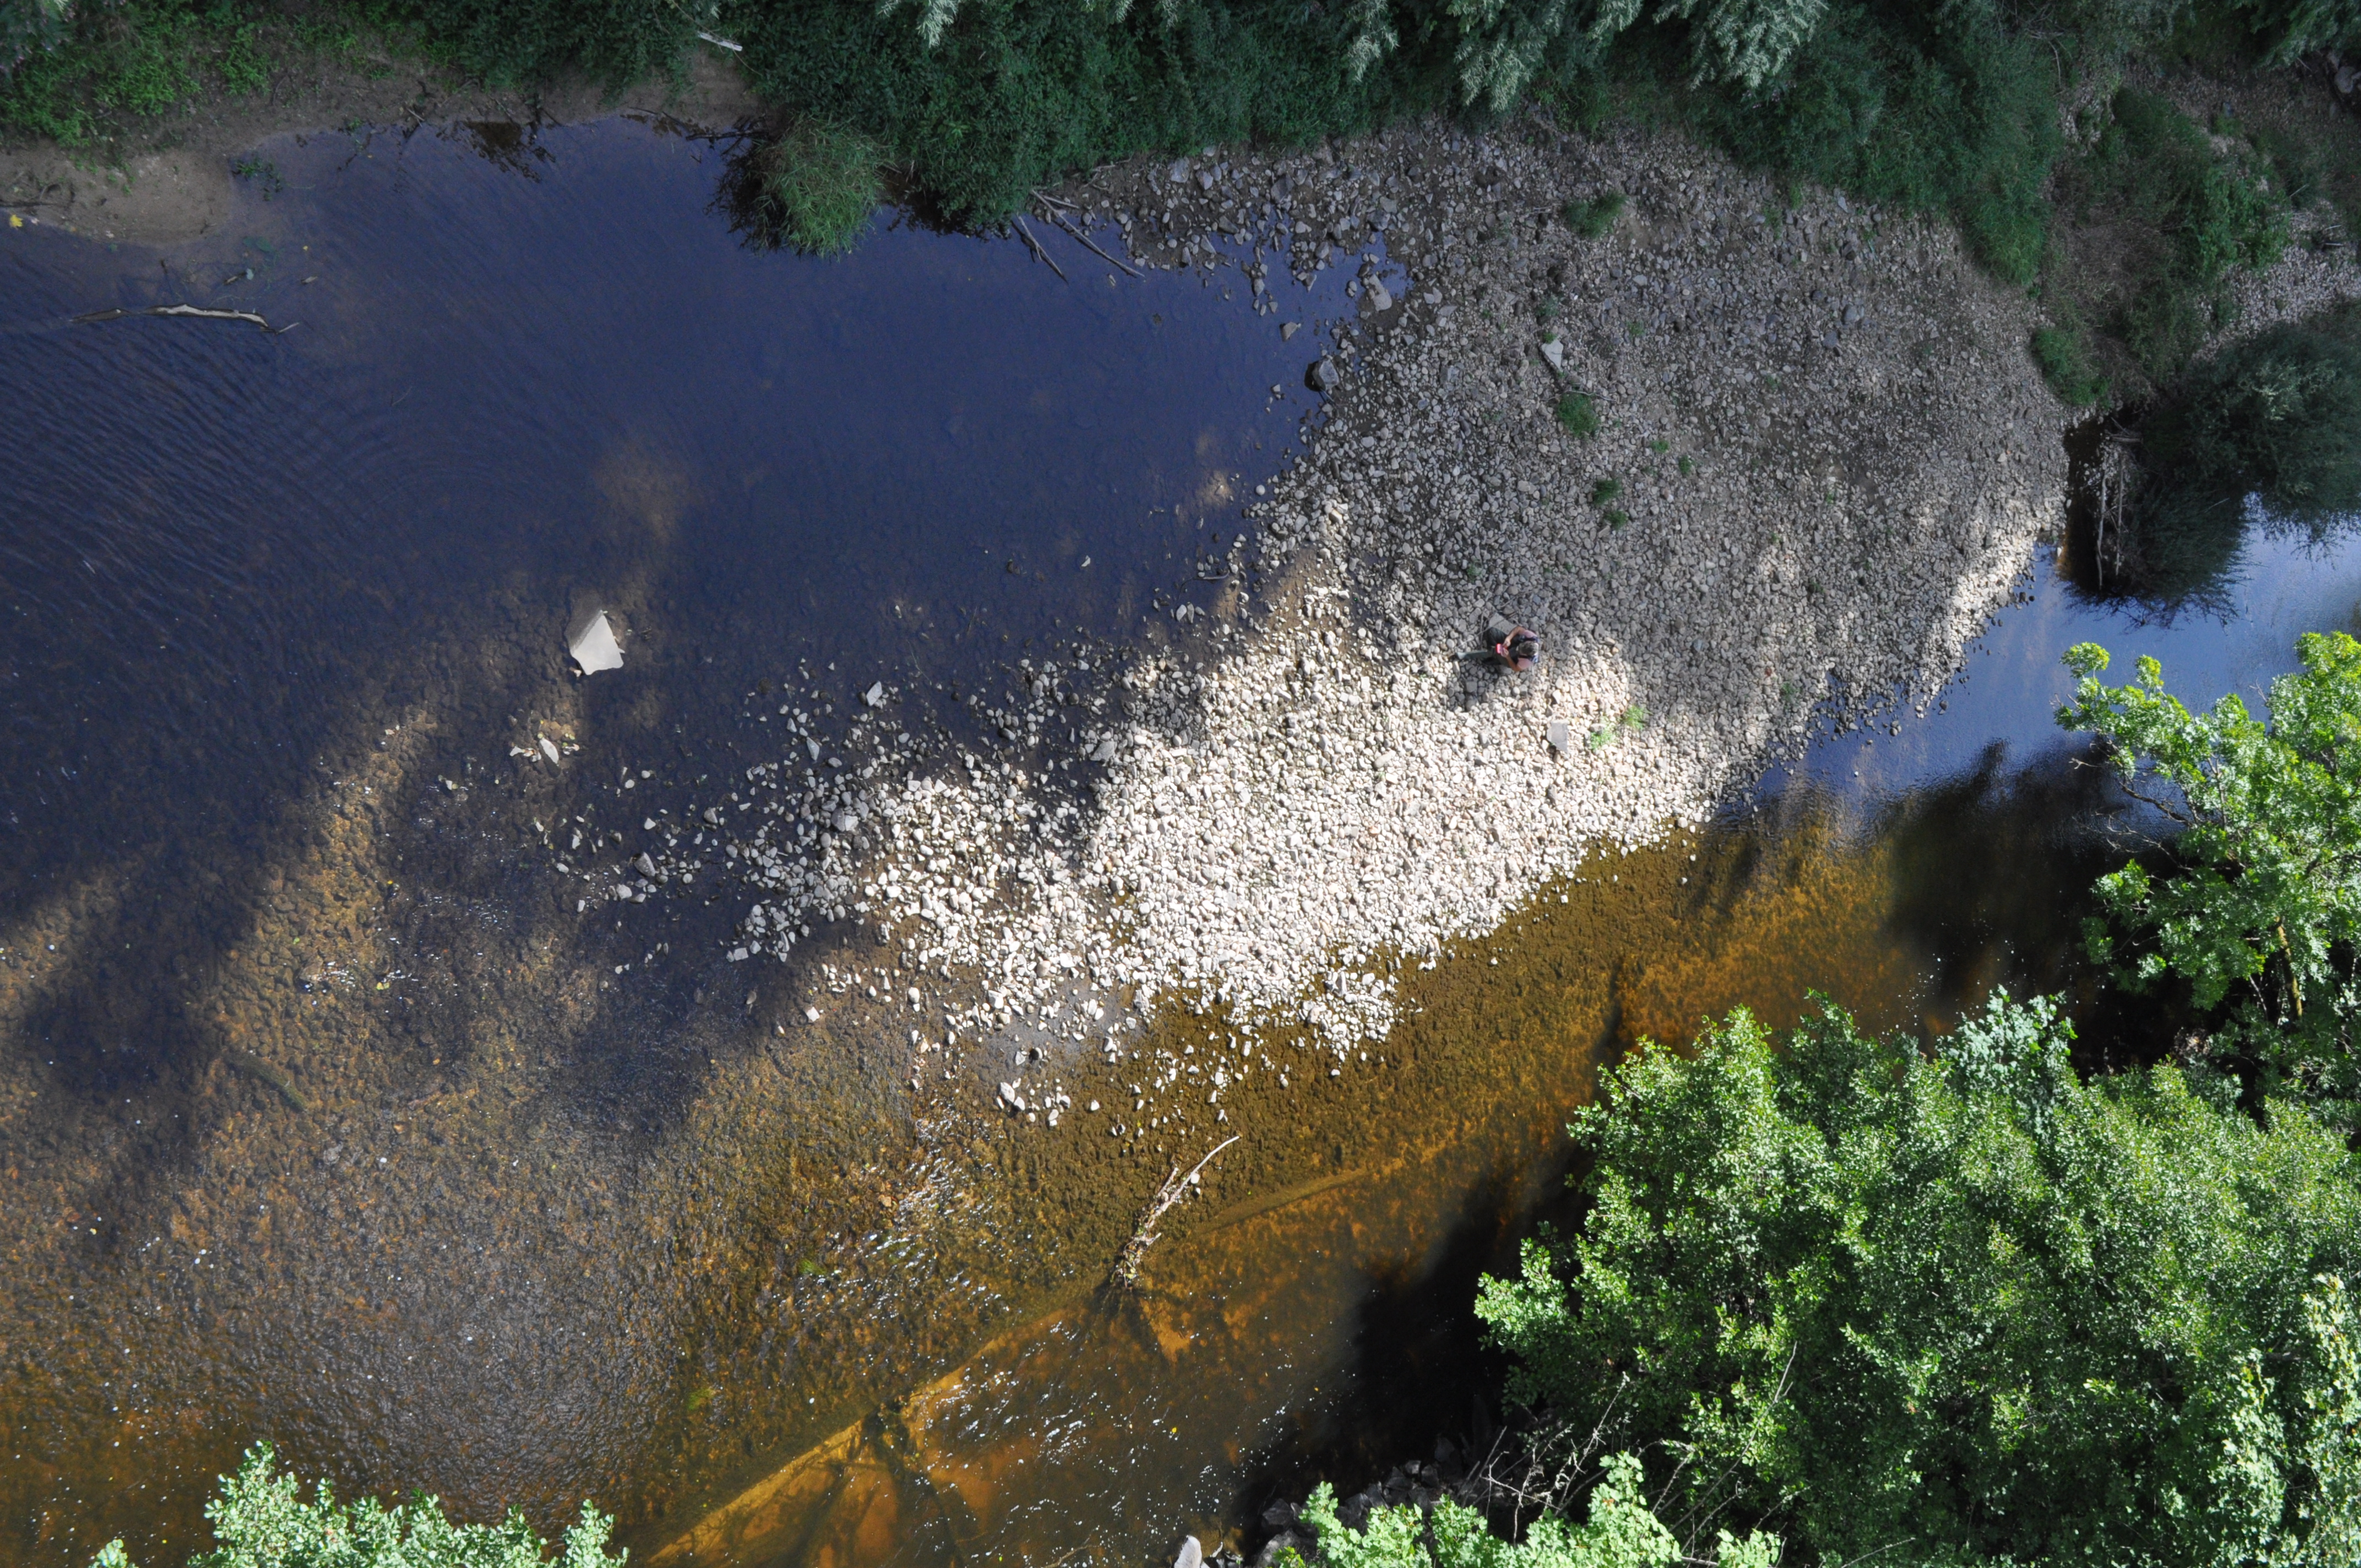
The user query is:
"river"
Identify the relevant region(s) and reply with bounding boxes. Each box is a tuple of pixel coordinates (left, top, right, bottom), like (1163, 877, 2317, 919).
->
(2, 114, 2355, 1568)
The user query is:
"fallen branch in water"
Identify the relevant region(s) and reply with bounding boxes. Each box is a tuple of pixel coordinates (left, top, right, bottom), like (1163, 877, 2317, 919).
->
(75, 303, 298, 334)
(1112, 1134, 1238, 1287)
(1012, 216, 1066, 281)
(1049, 211, 1143, 279)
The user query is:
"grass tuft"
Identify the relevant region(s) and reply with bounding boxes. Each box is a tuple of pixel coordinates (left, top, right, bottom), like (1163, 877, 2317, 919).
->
(1556, 392, 1600, 437)
(1562, 190, 1624, 239)
(739, 122, 886, 256)
(2032, 325, 2107, 407)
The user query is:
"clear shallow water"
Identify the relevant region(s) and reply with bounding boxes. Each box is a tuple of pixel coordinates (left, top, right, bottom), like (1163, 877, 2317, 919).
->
(0, 112, 2350, 1568)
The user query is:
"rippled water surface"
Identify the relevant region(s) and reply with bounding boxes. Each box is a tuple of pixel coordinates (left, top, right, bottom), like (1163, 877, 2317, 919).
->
(5, 113, 2361, 1568)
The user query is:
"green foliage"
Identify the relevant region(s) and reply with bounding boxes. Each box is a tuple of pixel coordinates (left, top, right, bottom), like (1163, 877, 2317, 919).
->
(2059, 634, 2361, 1097)
(735, 121, 884, 254)
(1291, 1453, 1781, 1568)
(1628, 1, 2063, 284)
(2152, 312, 2361, 521)
(1562, 190, 1625, 238)
(2092, 87, 2288, 382)
(386, 0, 692, 89)
(1478, 992, 2361, 1567)
(732, 0, 1422, 225)
(2233, 0, 2361, 65)
(2032, 323, 2106, 406)
(1653, 0, 1827, 91)
(0, 0, 371, 143)
(87, 1443, 625, 1568)
(1555, 391, 1601, 435)
(2, 0, 77, 79)
(1590, 476, 1621, 503)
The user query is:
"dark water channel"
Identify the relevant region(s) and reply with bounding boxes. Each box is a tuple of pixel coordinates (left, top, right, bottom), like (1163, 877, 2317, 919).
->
(2, 115, 2358, 1568)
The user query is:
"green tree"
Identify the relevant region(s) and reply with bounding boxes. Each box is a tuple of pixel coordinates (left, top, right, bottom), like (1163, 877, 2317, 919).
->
(2059, 634, 2361, 1097)
(1477, 993, 2361, 1567)
(1286, 1453, 1782, 1568)
(89, 1442, 625, 1568)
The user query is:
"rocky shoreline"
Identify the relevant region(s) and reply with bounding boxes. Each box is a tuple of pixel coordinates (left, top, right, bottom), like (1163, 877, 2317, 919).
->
(620, 111, 2141, 1128)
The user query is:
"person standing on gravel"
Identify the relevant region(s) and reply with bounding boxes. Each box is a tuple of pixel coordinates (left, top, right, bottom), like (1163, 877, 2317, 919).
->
(1484, 616, 1538, 672)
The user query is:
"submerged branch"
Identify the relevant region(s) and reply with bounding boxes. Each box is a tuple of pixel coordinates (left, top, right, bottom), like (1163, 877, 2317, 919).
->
(1111, 1135, 1237, 1287)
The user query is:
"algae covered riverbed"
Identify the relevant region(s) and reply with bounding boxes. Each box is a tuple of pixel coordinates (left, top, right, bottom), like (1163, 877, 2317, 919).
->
(6, 107, 2361, 1568)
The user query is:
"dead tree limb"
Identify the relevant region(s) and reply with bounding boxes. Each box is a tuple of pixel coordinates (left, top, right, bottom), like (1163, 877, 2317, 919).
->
(1112, 1135, 1238, 1286)
(1012, 216, 1067, 281)
(75, 303, 298, 334)
(1051, 211, 1144, 278)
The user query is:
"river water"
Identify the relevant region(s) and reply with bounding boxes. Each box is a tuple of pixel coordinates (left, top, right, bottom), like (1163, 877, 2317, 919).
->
(2, 116, 2356, 1568)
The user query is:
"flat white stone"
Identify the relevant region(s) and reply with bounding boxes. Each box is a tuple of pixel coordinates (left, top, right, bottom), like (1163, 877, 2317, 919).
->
(569, 610, 624, 674)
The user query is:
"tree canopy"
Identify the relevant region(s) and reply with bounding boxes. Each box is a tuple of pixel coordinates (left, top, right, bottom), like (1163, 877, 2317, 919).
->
(90, 1444, 625, 1568)
(1477, 993, 2361, 1567)
(2059, 632, 2361, 1100)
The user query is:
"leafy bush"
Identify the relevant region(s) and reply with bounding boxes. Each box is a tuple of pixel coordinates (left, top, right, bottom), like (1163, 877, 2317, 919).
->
(1282, 1453, 1782, 1568)
(388, 0, 693, 89)
(2151, 312, 2361, 520)
(2095, 87, 2289, 380)
(1478, 992, 2361, 1567)
(88, 1442, 624, 1568)
(731, 119, 884, 254)
(1, 0, 77, 79)
(1555, 391, 1599, 435)
(1625, 1, 2063, 284)
(1560, 190, 1624, 239)
(2234, 0, 2361, 64)
(2060, 634, 2361, 1099)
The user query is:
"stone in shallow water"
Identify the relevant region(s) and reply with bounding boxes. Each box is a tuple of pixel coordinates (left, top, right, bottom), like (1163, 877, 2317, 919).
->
(568, 609, 623, 674)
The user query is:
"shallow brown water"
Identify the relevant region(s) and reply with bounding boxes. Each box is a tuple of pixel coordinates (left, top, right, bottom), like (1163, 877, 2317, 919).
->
(637, 758, 2141, 1568)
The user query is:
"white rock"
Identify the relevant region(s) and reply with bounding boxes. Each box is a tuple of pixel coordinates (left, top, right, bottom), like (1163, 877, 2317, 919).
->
(568, 610, 624, 674)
